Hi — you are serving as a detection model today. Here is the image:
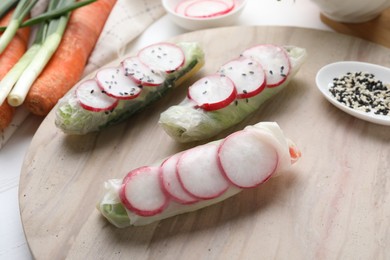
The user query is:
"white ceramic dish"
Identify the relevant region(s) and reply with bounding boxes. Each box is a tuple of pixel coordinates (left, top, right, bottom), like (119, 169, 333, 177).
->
(162, 0, 247, 31)
(316, 61, 390, 126)
(310, 0, 390, 23)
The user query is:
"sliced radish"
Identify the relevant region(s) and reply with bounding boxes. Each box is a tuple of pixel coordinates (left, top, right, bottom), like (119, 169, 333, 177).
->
(138, 43, 185, 73)
(175, 0, 198, 16)
(218, 130, 279, 188)
(76, 79, 118, 112)
(175, 0, 235, 17)
(185, 0, 230, 18)
(122, 56, 165, 87)
(177, 144, 229, 199)
(119, 166, 168, 217)
(242, 44, 291, 88)
(159, 153, 199, 204)
(95, 66, 142, 100)
(219, 57, 266, 99)
(187, 74, 237, 111)
(220, 0, 235, 10)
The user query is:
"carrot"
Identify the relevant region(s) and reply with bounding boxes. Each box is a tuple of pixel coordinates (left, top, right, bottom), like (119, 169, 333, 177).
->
(24, 0, 117, 116)
(0, 9, 30, 130)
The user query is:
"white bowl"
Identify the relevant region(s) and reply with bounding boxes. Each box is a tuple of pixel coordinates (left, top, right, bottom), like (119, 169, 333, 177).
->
(162, 0, 248, 31)
(311, 0, 390, 23)
(316, 61, 390, 126)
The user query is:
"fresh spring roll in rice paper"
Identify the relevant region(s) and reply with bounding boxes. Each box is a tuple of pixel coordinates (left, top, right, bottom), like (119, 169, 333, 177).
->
(97, 122, 301, 228)
(55, 42, 205, 135)
(159, 44, 307, 143)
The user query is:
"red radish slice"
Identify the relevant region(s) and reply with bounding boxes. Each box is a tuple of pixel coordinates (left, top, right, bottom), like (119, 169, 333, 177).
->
(160, 153, 199, 204)
(138, 43, 185, 73)
(175, 0, 198, 16)
(119, 166, 168, 217)
(177, 144, 229, 199)
(175, 0, 235, 17)
(220, 0, 235, 10)
(185, 0, 230, 18)
(187, 74, 237, 111)
(122, 57, 165, 87)
(242, 44, 291, 88)
(219, 57, 266, 99)
(218, 130, 279, 188)
(95, 66, 142, 100)
(76, 79, 118, 112)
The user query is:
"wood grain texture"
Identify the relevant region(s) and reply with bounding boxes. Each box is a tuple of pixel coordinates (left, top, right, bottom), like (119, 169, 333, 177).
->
(321, 8, 390, 48)
(19, 26, 390, 260)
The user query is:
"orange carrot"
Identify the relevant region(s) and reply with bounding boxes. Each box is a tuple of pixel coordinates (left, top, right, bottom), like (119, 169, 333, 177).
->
(0, 10, 30, 130)
(25, 0, 117, 116)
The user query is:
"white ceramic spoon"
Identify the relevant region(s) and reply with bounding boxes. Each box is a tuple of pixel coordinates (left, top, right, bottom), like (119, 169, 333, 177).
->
(316, 61, 390, 126)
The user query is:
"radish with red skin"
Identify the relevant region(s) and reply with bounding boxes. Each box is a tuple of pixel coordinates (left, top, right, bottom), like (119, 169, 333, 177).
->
(184, 0, 231, 18)
(95, 66, 142, 100)
(177, 143, 229, 199)
(220, 0, 235, 10)
(242, 44, 291, 87)
(98, 122, 302, 227)
(119, 166, 169, 217)
(218, 129, 279, 188)
(175, 0, 198, 15)
(188, 74, 237, 111)
(219, 57, 266, 99)
(175, 0, 235, 17)
(76, 79, 118, 112)
(122, 56, 165, 87)
(159, 153, 199, 204)
(138, 43, 185, 73)
(159, 45, 307, 143)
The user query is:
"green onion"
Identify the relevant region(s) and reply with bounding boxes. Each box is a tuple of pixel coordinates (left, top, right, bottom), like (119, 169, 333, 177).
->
(21, 0, 96, 27)
(6, 0, 75, 107)
(0, 0, 37, 55)
(0, 23, 47, 105)
(0, 0, 97, 31)
(0, 0, 19, 20)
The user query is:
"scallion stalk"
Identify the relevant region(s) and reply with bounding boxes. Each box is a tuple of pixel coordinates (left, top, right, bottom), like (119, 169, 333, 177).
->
(7, 0, 74, 107)
(0, 0, 37, 55)
(0, 0, 19, 20)
(0, 0, 97, 31)
(0, 23, 47, 105)
(22, 0, 96, 27)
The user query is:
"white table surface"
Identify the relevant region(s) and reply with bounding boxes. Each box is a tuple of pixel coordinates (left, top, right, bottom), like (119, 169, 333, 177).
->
(0, 0, 331, 259)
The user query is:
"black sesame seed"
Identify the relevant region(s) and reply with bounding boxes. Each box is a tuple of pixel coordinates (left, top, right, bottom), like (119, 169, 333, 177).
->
(329, 70, 390, 116)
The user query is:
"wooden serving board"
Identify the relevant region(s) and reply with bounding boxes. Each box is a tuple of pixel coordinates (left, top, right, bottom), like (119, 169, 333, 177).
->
(19, 26, 390, 260)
